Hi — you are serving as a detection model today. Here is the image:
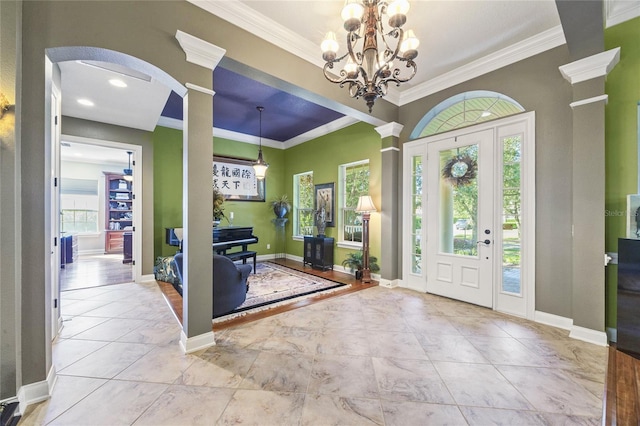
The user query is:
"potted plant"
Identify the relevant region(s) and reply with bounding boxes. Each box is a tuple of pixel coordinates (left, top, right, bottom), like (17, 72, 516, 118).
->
(341, 251, 380, 280)
(270, 194, 291, 218)
(213, 187, 225, 225)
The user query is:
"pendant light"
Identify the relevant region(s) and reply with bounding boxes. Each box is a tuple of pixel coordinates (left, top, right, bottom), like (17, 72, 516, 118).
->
(252, 106, 269, 180)
(123, 151, 133, 182)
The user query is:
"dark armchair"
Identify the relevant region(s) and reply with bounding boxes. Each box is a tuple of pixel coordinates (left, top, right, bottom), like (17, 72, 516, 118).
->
(174, 253, 252, 318)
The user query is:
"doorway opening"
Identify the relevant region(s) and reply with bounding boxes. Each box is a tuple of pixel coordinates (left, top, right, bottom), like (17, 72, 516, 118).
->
(59, 140, 138, 291)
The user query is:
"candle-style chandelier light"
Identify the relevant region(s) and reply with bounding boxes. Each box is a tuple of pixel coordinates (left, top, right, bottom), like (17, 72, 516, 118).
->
(321, 0, 419, 112)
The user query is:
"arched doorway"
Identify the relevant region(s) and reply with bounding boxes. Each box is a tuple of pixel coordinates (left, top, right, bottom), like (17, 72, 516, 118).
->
(403, 92, 534, 319)
(45, 46, 186, 338)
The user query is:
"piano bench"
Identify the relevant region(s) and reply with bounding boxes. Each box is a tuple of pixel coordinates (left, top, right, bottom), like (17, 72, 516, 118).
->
(224, 250, 257, 273)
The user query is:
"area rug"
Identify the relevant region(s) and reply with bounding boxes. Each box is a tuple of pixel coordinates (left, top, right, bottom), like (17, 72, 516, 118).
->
(215, 262, 349, 322)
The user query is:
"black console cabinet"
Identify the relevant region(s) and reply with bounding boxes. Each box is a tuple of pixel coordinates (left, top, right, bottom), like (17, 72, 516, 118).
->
(618, 238, 640, 359)
(304, 236, 334, 270)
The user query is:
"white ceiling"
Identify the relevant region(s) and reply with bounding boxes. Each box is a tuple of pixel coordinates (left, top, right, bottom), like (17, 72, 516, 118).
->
(58, 0, 639, 162)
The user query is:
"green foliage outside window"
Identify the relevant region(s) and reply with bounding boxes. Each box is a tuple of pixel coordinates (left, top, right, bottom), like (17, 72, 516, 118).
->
(295, 172, 315, 236)
(61, 209, 98, 233)
(342, 162, 369, 243)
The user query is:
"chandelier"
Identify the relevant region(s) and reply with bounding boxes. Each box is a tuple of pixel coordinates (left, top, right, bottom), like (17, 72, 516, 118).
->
(321, 0, 419, 112)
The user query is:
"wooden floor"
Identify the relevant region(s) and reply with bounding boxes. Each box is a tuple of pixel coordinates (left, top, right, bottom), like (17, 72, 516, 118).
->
(61, 253, 133, 291)
(157, 258, 376, 330)
(604, 345, 640, 425)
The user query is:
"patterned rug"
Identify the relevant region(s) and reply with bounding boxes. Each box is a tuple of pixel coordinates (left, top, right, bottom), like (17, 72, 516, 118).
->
(216, 262, 348, 321)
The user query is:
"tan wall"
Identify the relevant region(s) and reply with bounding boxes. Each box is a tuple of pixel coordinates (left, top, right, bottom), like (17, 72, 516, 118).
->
(398, 46, 576, 319)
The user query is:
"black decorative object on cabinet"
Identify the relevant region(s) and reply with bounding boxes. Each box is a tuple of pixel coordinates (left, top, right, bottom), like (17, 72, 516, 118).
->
(618, 238, 640, 359)
(303, 236, 334, 271)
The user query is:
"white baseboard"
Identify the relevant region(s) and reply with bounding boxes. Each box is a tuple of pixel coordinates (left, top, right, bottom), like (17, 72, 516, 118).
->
(535, 311, 609, 346)
(256, 253, 276, 262)
(570, 326, 609, 346)
(78, 249, 105, 256)
(378, 278, 399, 288)
(139, 274, 155, 283)
(17, 366, 57, 415)
(607, 327, 617, 343)
(286, 254, 304, 263)
(534, 310, 573, 330)
(180, 330, 215, 354)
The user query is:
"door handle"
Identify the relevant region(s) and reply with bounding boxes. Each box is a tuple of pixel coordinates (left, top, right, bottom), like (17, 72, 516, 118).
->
(477, 239, 491, 245)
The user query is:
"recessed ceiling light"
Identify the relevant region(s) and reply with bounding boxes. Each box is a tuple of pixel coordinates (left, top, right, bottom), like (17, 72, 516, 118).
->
(109, 79, 127, 88)
(481, 111, 492, 117)
(77, 99, 94, 107)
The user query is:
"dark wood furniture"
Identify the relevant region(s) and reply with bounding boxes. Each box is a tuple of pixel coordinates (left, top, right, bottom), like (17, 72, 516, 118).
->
(123, 231, 133, 264)
(212, 226, 259, 273)
(618, 238, 640, 359)
(104, 173, 133, 254)
(303, 236, 334, 270)
(60, 233, 77, 268)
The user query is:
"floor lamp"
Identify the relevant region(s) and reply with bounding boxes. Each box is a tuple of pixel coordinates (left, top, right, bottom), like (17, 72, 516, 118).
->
(356, 195, 377, 283)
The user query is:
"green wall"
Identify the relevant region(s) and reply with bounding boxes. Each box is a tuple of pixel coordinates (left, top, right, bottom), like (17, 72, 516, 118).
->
(604, 16, 640, 329)
(283, 122, 382, 266)
(153, 126, 285, 258)
(153, 121, 382, 270)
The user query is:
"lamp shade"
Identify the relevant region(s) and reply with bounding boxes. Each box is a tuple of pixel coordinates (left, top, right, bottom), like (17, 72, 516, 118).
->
(355, 195, 377, 213)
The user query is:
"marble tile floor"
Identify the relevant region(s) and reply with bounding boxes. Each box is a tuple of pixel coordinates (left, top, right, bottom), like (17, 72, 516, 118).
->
(20, 280, 608, 425)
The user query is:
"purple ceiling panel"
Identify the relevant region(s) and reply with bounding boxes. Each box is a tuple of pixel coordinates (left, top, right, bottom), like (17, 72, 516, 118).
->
(160, 67, 344, 143)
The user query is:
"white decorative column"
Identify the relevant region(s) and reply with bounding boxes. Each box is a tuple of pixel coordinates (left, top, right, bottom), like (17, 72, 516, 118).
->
(558, 47, 620, 345)
(375, 122, 403, 287)
(176, 30, 226, 353)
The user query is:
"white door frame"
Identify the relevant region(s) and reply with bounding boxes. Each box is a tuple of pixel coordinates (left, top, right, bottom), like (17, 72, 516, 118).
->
(60, 134, 143, 283)
(402, 112, 536, 319)
(51, 81, 62, 338)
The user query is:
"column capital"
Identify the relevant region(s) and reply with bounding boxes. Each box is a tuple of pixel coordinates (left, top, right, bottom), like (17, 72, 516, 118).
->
(176, 30, 226, 70)
(558, 47, 620, 85)
(375, 122, 404, 139)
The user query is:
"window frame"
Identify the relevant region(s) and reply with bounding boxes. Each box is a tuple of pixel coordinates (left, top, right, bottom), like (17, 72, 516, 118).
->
(292, 171, 314, 239)
(337, 159, 370, 248)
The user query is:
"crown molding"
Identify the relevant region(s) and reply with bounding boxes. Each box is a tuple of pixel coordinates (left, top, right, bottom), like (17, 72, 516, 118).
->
(605, 0, 640, 28)
(175, 30, 226, 70)
(375, 122, 404, 138)
(398, 25, 567, 106)
(156, 115, 359, 150)
(187, 0, 323, 69)
(284, 116, 359, 149)
(558, 47, 621, 85)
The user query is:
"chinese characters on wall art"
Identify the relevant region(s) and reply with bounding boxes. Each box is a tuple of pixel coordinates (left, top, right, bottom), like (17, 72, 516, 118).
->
(213, 155, 265, 202)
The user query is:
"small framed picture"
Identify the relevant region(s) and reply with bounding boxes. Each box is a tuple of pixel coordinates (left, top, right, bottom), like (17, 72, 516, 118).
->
(315, 182, 335, 228)
(626, 194, 640, 239)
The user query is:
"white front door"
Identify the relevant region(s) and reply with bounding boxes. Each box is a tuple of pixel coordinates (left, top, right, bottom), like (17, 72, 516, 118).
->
(426, 129, 495, 307)
(403, 112, 536, 319)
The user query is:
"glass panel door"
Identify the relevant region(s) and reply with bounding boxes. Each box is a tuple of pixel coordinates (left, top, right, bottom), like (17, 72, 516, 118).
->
(501, 135, 522, 295)
(437, 144, 479, 257)
(411, 156, 423, 274)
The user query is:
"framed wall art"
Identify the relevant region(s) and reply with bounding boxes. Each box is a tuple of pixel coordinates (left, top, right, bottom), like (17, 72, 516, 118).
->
(213, 155, 265, 202)
(315, 182, 335, 227)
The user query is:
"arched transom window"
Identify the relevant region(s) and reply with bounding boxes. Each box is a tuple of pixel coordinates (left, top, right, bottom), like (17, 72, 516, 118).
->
(411, 91, 525, 139)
